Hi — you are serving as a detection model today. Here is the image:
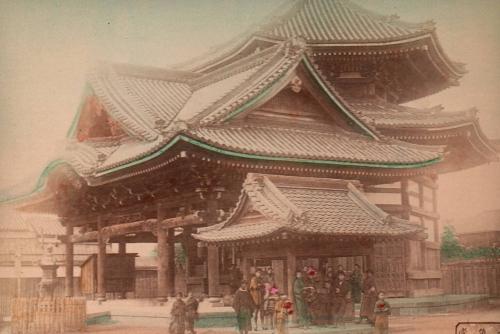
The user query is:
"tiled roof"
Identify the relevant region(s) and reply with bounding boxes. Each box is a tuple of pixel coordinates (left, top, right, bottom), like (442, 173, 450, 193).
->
(85, 44, 284, 144)
(258, 0, 434, 44)
(188, 125, 440, 164)
(62, 43, 443, 176)
(346, 99, 477, 129)
(193, 173, 423, 243)
(0, 209, 64, 235)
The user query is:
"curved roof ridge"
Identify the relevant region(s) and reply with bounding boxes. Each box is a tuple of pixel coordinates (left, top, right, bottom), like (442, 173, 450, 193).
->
(341, 0, 434, 32)
(190, 44, 282, 90)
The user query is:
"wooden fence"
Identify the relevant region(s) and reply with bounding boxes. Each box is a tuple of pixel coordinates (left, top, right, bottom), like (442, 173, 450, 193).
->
(11, 297, 86, 334)
(0, 277, 81, 319)
(441, 258, 500, 296)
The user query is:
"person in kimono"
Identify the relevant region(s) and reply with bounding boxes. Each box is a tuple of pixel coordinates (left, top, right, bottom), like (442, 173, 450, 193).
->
(331, 271, 349, 327)
(185, 292, 199, 334)
(350, 264, 363, 304)
(360, 269, 378, 324)
(263, 283, 279, 330)
(229, 264, 243, 294)
(233, 281, 255, 334)
(293, 271, 310, 329)
(250, 270, 265, 330)
(373, 291, 391, 334)
(274, 295, 292, 334)
(169, 292, 186, 334)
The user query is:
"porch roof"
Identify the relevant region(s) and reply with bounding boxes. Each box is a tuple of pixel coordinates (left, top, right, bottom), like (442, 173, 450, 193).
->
(192, 173, 423, 244)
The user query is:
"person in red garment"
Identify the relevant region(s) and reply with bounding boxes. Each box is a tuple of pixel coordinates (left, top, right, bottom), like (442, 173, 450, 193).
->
(373, 291, 391, 334)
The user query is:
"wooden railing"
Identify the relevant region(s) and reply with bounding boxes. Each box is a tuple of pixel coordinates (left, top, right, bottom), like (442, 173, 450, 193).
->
(441, 258, 500, 296)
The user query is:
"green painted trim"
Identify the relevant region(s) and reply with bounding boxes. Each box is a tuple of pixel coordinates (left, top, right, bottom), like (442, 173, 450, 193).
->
(180, 135, 441, 169)
(302, 56, 380, 140)
(66, 84, 94, 138)
(95, 136, 182, 176)
(95, 134, 441, 177)
(0, 159, 70, 204)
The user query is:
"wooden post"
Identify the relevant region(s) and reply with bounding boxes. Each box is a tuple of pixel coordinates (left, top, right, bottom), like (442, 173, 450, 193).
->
(167, 228, 176, 296)
(241, 255, 251, 281)
(118, 240, 126, 299)
(400, 179, 410, 220)
(207, 245, 220, 296)
(97, 217, 107, 302)
(286, 248, 296, 301)
(157, 204, 168, 303)
(65, 224, 74, 297)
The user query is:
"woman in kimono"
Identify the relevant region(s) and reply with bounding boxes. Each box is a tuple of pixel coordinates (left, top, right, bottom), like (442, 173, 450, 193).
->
(169, 292, 186, 334)
(185, 292, 199, 334)
(360, 269, 377, 324)
(233, 281, 255, 334)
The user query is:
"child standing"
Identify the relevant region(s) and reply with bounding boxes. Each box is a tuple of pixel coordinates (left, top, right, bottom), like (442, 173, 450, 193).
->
(373, 291, 391, 334)
(263, 284, 278, 330)
(274, 295, 292, 334)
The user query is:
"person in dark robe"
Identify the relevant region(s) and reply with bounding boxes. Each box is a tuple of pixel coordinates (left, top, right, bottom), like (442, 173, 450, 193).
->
(229, 264, 243, 294)
(360, 269, 377, 324)
(373, 291, 391, 334)
(350, 264, 363, 304)
(331, 271, 349, 327)
(169, 292, 186, 334)
(250, 270, 265, 330)
(233, 281, 254, 334)
(185, 292, 199, 334)
(316, 282, 331, 325)
(293, 271, 310, 329)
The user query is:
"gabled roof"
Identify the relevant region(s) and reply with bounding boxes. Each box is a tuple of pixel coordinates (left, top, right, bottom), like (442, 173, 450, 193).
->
(192, 173, 423, 244)
(54, 40, 443, 178)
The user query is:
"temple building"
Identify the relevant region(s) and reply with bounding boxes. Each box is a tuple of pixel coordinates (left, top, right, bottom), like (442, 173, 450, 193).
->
(3, 0, 497, 300)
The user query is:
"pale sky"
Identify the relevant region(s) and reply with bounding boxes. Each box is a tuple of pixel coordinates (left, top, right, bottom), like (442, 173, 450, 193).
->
(0, 0, 499, 224)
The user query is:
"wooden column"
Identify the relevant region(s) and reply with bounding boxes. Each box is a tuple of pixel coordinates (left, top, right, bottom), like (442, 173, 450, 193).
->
(400, 179, 410, 220)
(118, 240, 126, 299)
(241, 255, 251, 281)
(432, 177, 439, 243)
(97, 218, 107, 302)
(65, 224, 74, 297)
(157, 204, 168, 303)
(167, 228, 175, 296)
(286, 248, 296, 300)
(207, 245, 220, 296)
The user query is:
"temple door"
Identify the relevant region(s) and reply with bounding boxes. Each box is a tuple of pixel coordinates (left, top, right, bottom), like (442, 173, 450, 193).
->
(373, 240, 406, 297)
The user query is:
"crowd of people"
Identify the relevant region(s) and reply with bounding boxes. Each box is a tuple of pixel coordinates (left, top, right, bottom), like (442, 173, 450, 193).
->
(231, 264, 391, 334)
(169, 264, 391, 334)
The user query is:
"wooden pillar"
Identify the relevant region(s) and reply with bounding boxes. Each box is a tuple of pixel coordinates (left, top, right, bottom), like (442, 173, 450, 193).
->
(432, 177, 439, 243)
(167, 228, 175, 296)
(97, 218, 107, 302)
(157, 204, 168, 303)
(241, 255, 251, 281)
(65, 224, 74, 297)
(400, 179, 410, 220)
(286, 248, 296, 300)
(207, 245, 220, 296)
(118, 240, 126, 299)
